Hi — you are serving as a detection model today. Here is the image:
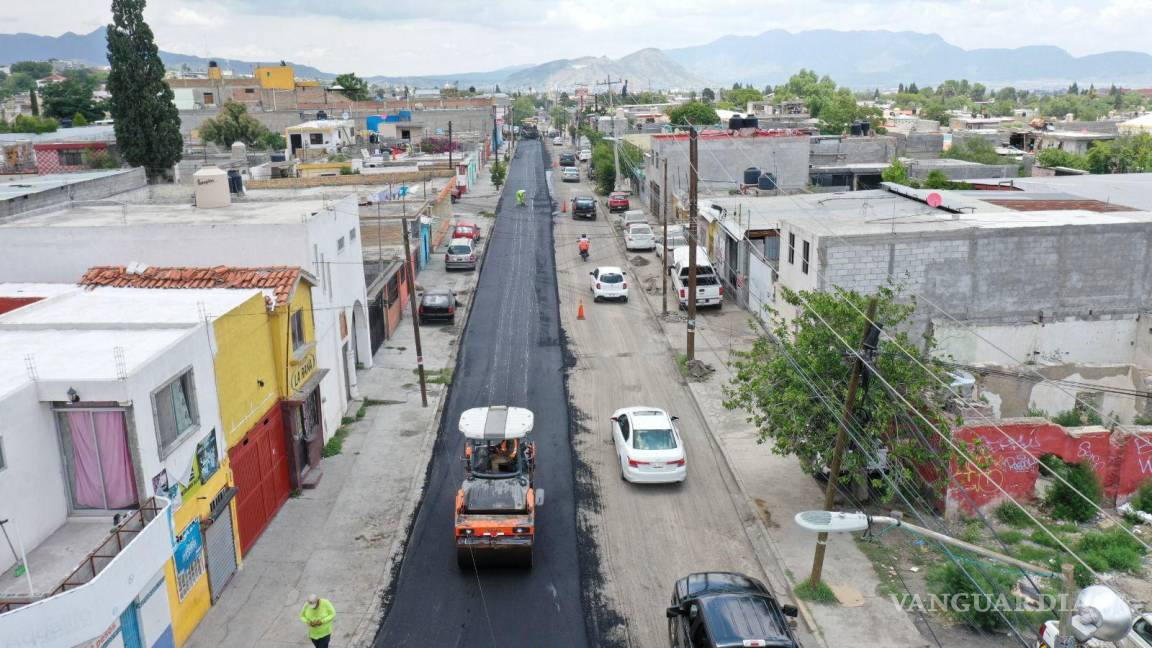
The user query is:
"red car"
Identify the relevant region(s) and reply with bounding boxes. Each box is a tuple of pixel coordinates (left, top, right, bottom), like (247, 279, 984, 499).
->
(608, 192, 630, 213)
(452, 222, 481, 241)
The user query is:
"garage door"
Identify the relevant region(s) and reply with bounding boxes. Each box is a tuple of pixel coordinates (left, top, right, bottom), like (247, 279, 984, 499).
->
(229, 406, 290, 555)
(205, 506, 238, 602)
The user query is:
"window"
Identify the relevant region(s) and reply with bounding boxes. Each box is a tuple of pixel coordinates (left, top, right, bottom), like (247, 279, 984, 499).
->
(801, 240, 810, 275)
(154, 371, 199, 457)
(244, 88, 255, 94)
(617, 416, 631, 442)
(203, 92, 215, 105)
(291, 309, 307, 351)
(349, 227, 357, 241)
(787, 233, 795, 264)
(337, 236, 345, 252)
(309, 133, 324, 145)
(58, 149, 83, 166)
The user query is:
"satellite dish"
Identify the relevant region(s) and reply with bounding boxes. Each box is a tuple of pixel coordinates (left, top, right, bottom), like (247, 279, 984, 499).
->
(794, 511, 870, 534)
(926, 192, 943, 208)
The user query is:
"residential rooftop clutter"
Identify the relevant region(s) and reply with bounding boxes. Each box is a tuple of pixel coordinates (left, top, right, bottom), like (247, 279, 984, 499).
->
(0, 125, 120, 174)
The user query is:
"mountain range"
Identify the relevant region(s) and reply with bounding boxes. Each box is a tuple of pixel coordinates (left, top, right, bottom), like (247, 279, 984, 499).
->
(3, 26, 1152, 90)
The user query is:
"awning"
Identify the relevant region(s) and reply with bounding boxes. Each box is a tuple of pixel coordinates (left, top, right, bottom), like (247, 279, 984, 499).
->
(284, 368, 330, 403)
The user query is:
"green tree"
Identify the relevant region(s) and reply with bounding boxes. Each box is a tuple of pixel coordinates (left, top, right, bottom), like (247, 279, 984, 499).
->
(718, 86, 763, 111)
(922, 169, 951, 189)
(666, 101, 719, 126)
(724, 284, 949, 487)
(510, 96, 535, 124)
(591, 141, 616, 194)
(333, 73, 370, 101)
(1036, 148, 1089, 170)
(40, 74, 105, 122)
(72, 112, 89, 126)
(881, 159, 910, 185)
(7, 114, 58, 133)
(701, 87, 715, 103)
(29, 87, 39, 116)
(489, 159, 506, 189)
(1, 72, 36, 98)
(945, 137, 1006, 165)
(199, 101, 274, 148)
(10, 61, 53, 79)
(259, 131, 286, 151)
(106, 0, 183, 182)
(549, 106, 570, 131)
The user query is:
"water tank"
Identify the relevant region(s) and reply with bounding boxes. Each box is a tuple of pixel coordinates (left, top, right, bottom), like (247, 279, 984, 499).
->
(728, 115, 743, 131)
(849, 122, 863, 136)
(757, 173, 777, 190)
(60, 118, 73, 129)
(743, 167, 761, 185)
(193, 168, 230, 208)
(366, 115, 384, 132)
(230, 141, 247, 162)
(316, 110, 328, 121)
(860, 121, 871, 136)
(226, 169, 244, 194)
(398, 110, 412, 121)
(743, 114, 759, 129)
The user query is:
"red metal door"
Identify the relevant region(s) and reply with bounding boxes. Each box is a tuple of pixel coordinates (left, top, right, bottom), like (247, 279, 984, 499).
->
(229, 405, 290, 556)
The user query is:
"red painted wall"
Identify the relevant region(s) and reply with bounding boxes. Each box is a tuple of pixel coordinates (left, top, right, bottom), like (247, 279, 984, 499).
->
(0, 296, 42, 314)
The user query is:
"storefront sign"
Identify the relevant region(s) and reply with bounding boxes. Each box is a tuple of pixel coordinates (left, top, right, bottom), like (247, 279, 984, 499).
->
(197, 433, 219, 485)
(289, 351, 317, 394)
(174, 519, 204, 601)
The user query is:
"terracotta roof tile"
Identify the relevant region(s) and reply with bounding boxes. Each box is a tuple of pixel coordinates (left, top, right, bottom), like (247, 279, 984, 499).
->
(78, 265, 303, 306)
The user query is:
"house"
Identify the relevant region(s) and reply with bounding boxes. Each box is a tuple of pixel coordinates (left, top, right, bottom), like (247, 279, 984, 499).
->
(0, 191, 371, 442)
(285, 119, 356, 159)
(1035, 130, 1117, 156)
(949, 116, 1014, 131)
(0, 287, 255, 647)
(0, 125, 119, 174)
(35, 73, 67, 88)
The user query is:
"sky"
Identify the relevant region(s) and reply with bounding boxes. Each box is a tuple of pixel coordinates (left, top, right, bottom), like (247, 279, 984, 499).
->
(4, 0, 1152, 76)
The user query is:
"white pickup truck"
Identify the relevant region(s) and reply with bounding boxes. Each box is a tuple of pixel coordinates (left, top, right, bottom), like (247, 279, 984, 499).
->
(670, 246, 723, 309)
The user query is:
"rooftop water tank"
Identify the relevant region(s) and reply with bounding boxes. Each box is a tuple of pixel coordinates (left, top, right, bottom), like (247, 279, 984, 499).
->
(860, 121, 871, 136)
(743, 114, 759, 129)
(757, 173, 777, 191)
(849, 122, 863, 136)
(193, 167, 230, 208)
(743, 167, 761, 185)
(728, 115, 744, 131)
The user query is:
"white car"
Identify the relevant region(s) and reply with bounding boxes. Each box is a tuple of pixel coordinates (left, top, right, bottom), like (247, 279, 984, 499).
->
(656, 233, 689, 259)
(621, 210, 647, 229)
(611, 407, 686, 483)
(589, 266, 628, 302)
(561, 166, 580, 182)
(1039, 614, 1152, 648)
(553, 136, 564, 146)
(624, 223, 656, 251)
(578, 148, 591, 162)
(444, 237, 477, 271)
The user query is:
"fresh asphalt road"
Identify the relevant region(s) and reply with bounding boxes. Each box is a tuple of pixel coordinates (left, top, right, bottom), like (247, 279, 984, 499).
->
(373, 140, 588, 647)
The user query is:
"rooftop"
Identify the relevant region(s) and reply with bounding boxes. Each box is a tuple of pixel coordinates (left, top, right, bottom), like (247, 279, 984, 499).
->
(0, 198, 337, 227)
(0, 125, 116, 145)
(964, 173, 1152, 211)
(1040, 130, 1117, 140)
(0, 170, 138, 202)
(1, 287, 260, 327)
(286, 120, 354, 132)
(79, 266, 306, 306)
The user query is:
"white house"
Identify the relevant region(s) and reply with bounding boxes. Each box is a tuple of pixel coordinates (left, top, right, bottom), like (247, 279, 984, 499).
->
(285, 119, 356, 159)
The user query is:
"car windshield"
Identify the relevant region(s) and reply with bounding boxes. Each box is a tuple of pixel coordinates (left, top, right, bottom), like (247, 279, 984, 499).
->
(634, 428, 676, 450)
(455, 226, 473, 234)
(600, 273, 623, 284)
(575, 199, 594, 208)
(630, 226, 652, 236)
(448, 244, 471, 255)
(423, 294, 451, 305)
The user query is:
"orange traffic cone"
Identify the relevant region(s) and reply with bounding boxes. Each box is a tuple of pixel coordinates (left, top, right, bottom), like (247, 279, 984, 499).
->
(562, 200, 568, 213)
(577, 300, 586, 320)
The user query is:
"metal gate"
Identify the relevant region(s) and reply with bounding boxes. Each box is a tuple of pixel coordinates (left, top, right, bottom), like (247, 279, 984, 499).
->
(369, 291, 387, 355)
(230, 405, 290, 555)
(205, 503, 238, 602)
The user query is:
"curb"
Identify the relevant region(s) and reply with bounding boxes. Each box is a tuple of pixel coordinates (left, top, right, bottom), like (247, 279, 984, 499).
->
(605, 208, 827, 647)
(349, 177, 499, 648)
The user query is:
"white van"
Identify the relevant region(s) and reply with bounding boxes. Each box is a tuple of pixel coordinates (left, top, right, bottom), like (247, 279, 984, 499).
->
(670, 246, 723, 309)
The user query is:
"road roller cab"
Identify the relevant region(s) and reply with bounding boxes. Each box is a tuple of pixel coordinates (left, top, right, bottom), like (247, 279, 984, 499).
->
(455, 406, 542, 568)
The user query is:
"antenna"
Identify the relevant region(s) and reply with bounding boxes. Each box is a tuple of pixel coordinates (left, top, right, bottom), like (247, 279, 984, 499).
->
(24, 354, 39, 381)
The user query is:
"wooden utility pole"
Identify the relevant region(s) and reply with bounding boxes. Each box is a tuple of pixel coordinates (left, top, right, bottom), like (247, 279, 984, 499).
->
(448, 120, 453, 170)
(686, 127, 698, 361)
(597, 75, 623, 191)
(661, 157, 669, 316)
(808, 297, 879, 586)
(401, 217, 429, 407)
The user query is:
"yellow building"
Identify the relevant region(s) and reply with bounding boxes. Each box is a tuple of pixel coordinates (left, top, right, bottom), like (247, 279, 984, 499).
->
(255, 64, 295, 91)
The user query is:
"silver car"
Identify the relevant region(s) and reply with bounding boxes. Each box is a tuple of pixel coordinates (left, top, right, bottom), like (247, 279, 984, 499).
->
(625, 223, 656, 251)
(444, 237, 477, 271)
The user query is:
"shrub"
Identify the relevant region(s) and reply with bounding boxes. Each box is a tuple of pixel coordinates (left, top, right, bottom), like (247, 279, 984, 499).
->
(1044, 458, 1102, 523)
(794, 579, 838, 603)
(928, 559, 1019, 632)
(1051, 409, 1084, 426)
(997, 529, 1025, 545)
(1131, 481, 1152, 515)
(1076, 529, 1146, 574)
(1029, 529, 1067, 550)
(993, 501, 1034, 528)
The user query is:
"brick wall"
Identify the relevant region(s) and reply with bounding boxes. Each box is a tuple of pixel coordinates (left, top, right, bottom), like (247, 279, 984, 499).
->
(246, 169, 452, 189)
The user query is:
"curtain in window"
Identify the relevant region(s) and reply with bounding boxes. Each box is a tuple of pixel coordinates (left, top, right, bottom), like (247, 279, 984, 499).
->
(172, 378, 193, 435)
(66, 411, 104, 509)
(93, 411, 137, 509)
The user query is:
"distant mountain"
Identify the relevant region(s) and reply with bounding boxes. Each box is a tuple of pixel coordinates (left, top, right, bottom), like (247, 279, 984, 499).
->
(502, 48, 707, 90)
(666, 29, 1152, 88)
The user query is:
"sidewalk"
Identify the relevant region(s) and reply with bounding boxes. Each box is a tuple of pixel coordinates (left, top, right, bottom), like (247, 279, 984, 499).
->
(619, 236, 929, 647)
(186, 170, 501, 648)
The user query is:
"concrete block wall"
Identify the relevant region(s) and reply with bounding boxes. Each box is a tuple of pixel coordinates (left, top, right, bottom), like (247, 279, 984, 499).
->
(654, 136, 810, 195)
(0, 168, 147, 219)
(892, 131, 944, 159)
(907, 162, 1017, 180)
(809, 136, 897, 166)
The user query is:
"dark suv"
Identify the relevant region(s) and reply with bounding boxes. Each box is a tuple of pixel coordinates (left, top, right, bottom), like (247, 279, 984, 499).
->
(571, 196, 597, 220)
(667, 572, 799, 648)
(559, 152, 577, 167)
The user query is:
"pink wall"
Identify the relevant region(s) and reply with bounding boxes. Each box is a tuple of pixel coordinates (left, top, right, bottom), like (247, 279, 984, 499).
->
(946, 420, 1152, 515)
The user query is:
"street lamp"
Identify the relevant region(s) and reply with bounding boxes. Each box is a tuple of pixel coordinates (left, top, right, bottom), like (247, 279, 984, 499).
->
(794, 510, 1133, 647)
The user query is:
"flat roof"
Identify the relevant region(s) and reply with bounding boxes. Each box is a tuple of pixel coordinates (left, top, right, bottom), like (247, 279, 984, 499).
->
(0, 125, 116, 145)
(0, 287, 260, 327)
(286, 120, 354, 132)
(0, 283, 80, 299)
(0, 170, 138, 202)
(0, 197, 337, 227)
(963, 173, 1152, 211)
(1040, 131, 1116, 140)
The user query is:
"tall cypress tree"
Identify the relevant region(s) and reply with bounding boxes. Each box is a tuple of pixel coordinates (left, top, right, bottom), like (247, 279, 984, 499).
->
(106, 0, 182, 182)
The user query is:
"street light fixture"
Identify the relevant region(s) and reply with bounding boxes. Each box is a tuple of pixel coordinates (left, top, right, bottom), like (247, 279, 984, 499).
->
(794, 510, 1133, 647)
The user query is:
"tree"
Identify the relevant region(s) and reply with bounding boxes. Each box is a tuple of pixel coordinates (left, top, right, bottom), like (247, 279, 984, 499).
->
(701, 87, 715, 103)
(898, 83, 905, 94)
(724, 284, 949, 487)
(41, 74, 105, 122)
(333, 73, 370, 101)
(718, 86, 763, 111)
(490, 159, 506, 189)
(72, 112, 89, 126)
(10, 61, 53, 79)
(881, 159, 910, 185)
(666, 101, 719, 126)
(199, 101, 275, 148)
(591, 141, 616, 194)
(5, 114, 58, 133)
(1036, 148, 1089, 170)
(29, 87, 39, 117)
(922, 170, 951, 189)
(945, 137, 1007, 165)
(549, 106, 570, 130)
(510, 96, 535, 124)
(106, 0, 183, 182)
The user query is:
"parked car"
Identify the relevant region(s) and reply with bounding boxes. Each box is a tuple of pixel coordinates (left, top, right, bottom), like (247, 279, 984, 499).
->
(621, 210, 647, 229)
(419, 288, 457, 324)
(561, 166, 580, 183)
(444, 237, 477, 271)
(1039, 613, 1152, 648)
(624, 223, 656, 251)
(670, 246, 723, 309)
(656, 233, 689, 260)
(611, 406, 686, 483)
(559, 153, 577, 167)
(571, 196, 597, 220)
(452, 221, 481, 241)
(578, 148, 591, 162)
(553, 136, 564, 146)
(608, 191, 631, 212)
(589, 266, 628, 302)
(667, 572, 800, 648)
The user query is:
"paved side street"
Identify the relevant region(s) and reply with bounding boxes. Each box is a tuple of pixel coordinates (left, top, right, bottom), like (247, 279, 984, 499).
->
(186, 169, 502, 648)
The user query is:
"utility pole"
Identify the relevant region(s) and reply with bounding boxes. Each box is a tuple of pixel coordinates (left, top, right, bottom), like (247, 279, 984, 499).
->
(597, 75, 623, 191)
(686, 127, 698, 360)
(661, 157, 669, 316)
(448, 120, 453, 170)
(492, 103, 499, 163)
(401, 217, 429, 407)
(807, 297, 879, 587)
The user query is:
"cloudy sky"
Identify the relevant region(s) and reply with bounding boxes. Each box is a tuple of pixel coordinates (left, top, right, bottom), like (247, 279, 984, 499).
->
(5, 0, 1151, 76)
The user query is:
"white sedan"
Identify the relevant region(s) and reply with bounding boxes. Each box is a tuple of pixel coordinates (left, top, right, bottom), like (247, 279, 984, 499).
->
(611, 407, 686, 483)
(624, 223, 656, 251)
(553, 136, 564, 146)
(589, 266, 628, 302)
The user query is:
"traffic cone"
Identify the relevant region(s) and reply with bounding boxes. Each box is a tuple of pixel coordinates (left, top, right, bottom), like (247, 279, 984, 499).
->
(562, 200, 568, 213)
(577, 300, 585, 320)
